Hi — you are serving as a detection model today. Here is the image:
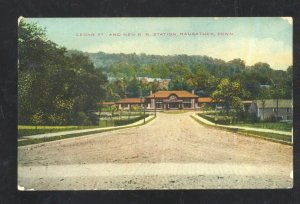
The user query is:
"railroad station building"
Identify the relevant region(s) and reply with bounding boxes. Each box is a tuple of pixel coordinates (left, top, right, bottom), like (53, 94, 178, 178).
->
(145, 90, 199, 110)
(98, 90, 220, 111)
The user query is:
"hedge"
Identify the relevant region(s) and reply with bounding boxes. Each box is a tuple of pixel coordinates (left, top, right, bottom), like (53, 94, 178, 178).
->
(198, 114, 233, 125)
(114, 114, 149, 126)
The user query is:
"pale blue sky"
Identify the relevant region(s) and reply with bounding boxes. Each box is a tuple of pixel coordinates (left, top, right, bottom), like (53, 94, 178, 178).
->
(23, 17, 292, 70)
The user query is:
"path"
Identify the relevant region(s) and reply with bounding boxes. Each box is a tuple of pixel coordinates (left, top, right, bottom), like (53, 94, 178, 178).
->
(18, 112, 293, 190)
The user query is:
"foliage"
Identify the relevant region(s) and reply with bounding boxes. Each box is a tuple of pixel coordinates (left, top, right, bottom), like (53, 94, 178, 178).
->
(198, 114, 233, 125)
(18, 20, 107, 126)
(86, 52, 292, 102)
(114, 115, 149, 126)
(131, 105, 142, 112)
(18, 125, 98, 137)
(212, 78, 244, 115)
(235, 122, 292, 132)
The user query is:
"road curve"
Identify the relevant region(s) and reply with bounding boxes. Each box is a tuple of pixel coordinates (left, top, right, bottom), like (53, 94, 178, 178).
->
(18, 112, 293, 190)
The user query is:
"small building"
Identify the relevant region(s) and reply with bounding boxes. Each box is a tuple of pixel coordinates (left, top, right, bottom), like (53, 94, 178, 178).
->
(115, 98, 145, 110)
(242, 100, 253, 112)
(249, 99, 293, 121)
(145, 90, 199, 110)
(196, 97, 225, 110)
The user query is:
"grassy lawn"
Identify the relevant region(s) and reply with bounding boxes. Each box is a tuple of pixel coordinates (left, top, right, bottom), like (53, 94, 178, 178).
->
(18, 115, 156, 146)
(191, 115, 292, 145)
(233, 122, 292, 132)
(18, 125, 99, 137)
(18, 128, 126, 146)
(198, 113, 292, 132)
(18, 115, 150, 137)
(238, 129, 292, 143)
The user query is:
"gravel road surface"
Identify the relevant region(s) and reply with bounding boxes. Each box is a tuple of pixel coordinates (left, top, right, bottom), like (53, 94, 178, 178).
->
(18, 112, 293, 190)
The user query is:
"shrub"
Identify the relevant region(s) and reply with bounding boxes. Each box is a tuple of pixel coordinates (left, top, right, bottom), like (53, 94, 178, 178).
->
(248, 112, 260, 123)
(215, 116, 232, 125)
(114, 114, 149, 126)
(198, 114, 232, 125)
(72, 112, 88, 125)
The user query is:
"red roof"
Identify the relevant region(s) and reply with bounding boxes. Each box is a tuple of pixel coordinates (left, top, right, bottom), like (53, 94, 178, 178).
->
(146, 90, 198, 98)
(97, 102, 115, 105)
(198, 97, 213, 103)
(116, 98, 144, 104)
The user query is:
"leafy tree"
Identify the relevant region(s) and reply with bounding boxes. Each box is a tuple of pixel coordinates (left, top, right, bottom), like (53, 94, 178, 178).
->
(188, 67, 217, 96)
(18, 20, 108, 125)
(212, 78, 244, 115)
(226, 58, 245, 76)
(127, 78, 141, 97)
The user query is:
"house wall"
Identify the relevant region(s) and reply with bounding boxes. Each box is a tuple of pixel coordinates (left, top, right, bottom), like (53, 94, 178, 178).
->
(257, 107, 293, 120)
(118, 103, 145, 110)
(148, 98, 197, 109)
(249, 103, 257, 114)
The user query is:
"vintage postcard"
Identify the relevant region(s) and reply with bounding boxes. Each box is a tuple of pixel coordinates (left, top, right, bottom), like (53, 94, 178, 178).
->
(17, 17, 293, 190)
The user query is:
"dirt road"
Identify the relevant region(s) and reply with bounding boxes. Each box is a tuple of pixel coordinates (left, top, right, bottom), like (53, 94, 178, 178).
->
(18, 112, 293, 190)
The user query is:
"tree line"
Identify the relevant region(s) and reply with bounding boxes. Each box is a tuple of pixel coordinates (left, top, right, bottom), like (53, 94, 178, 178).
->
(84, 51, 292, 101)
(18, 21, 292, 125)
(18, 20, 107, 126)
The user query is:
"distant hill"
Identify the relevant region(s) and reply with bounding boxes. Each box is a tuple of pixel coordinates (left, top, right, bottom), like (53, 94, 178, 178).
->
(66, 50, 290, 85)
(66, 50, 227, 71)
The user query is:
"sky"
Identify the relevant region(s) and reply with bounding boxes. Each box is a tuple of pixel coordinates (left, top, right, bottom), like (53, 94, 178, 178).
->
(23, 17, 292, 70)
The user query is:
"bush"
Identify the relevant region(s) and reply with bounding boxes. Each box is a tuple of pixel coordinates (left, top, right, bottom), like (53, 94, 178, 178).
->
(215, 116, 232, 125)
(48, 113, 69, 125)
(248, 112, 260, 123)
(72, 112, 88, 125)
(198, 114, 232, 125)
(114, 114, 149, 126)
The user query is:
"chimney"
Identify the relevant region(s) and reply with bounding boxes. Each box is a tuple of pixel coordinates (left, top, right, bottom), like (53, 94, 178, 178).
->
(192, 90, 195, 94)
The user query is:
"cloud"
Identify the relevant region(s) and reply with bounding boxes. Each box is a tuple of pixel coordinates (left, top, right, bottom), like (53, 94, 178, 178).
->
(281, 17, 293, 25)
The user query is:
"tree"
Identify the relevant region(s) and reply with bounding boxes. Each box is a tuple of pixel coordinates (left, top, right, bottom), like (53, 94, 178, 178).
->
(226, 58, 245, 76)
(127, 78, 141, 98)
(188, 67, 216, 96)
(18, 20, 108, 125)
(212, 78, 244, 115)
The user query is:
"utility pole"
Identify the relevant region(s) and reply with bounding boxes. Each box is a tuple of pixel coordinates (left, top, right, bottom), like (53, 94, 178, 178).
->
(99, 101, 102, 126)
(143, 98, 146, 124)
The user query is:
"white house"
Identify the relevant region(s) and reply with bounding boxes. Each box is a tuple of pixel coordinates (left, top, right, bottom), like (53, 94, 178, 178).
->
(249, 99, 293, 121)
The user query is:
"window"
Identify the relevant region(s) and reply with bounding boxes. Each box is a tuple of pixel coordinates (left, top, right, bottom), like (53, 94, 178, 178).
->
(155, 99, 163, 108)
(183, 99, 192, 108)
(273, 108, 277, 112)
(169, 95, 177, 101)
(155, 103, 163, 108)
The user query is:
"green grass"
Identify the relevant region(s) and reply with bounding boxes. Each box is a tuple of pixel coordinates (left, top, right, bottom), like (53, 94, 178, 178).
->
(238, 129, 292, 143)
(18, 128, 125, 146)
(18, 115, 156, 146)
(198, 114, 292, 132)
(191, 115, 292, 145)
(232, 122, 292, 132)
(18, 115, 149, 137)
(18, 125, 99, 137)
